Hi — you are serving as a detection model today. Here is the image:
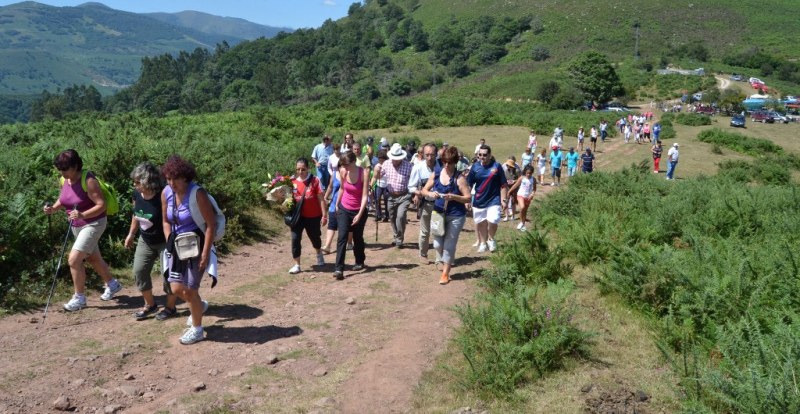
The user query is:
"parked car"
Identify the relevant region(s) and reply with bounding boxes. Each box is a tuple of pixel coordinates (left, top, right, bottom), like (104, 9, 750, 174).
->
(730, 114, 746, 128)
(751, 110, 775, 123)
(730, 74, 744, 82)
(769, 112, 789, 123)
(695, 106, 716, 115)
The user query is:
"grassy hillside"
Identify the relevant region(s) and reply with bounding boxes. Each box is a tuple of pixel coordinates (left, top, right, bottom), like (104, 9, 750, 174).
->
(408, 0, 800, 60)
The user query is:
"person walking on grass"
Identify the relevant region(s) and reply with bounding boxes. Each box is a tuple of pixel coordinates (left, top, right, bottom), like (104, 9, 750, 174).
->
(502, 155, 521, 221)
(420, 146, 472, 284)
(466, 144, 508, 253)
(549, 146, 563, 186)
(43, 149, 123, 312)
(666, 143, 679, 180)
(160, 155, 217, 345)
(589, 126, 598, 151)
(409, 143, 437, 263)
(577, 127, 585, 152)
(124, 161, 178, 321)
(581, 148, 595, 173)
(652, 141, 663, 173)
(333, 151, 369, 280)
(287, 157, 328, 275)
(508, 165, 537, 232)
(536, 148, 547, 186)
(521, 146, 534, 169)
(566, 147, 580, 178)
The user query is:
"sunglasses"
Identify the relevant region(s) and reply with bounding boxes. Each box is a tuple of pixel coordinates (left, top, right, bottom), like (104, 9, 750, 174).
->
(476, 153, 489, 157)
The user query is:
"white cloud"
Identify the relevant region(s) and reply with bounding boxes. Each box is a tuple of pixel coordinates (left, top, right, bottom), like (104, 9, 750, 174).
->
(323, 0, 336, 6)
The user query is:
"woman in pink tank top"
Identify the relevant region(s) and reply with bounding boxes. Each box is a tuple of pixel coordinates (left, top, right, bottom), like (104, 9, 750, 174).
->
(333, 152, 369, 280)
(43, 149, 122, 312)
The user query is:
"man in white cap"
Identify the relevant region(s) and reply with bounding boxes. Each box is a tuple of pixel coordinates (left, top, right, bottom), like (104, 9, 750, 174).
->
(666, 143, 679, 180)
(374, 143, 413, 248)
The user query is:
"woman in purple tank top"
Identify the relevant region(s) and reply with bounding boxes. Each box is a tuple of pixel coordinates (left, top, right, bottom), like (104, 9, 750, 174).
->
(43, 149, 122, 312)
(160, 155, 217, 345)
(333, 152, 369, 280)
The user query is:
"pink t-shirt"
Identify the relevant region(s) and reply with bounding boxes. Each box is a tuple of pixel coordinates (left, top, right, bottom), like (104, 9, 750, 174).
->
(339, 167, 364, 211)
(59, 171, 105, 227)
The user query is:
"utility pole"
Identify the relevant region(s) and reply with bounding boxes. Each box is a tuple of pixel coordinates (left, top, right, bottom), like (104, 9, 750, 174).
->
(633, 22, 641, 59)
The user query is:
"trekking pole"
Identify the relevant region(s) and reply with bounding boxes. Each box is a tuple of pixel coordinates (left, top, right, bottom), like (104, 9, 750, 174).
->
(42, 207, 73, 324)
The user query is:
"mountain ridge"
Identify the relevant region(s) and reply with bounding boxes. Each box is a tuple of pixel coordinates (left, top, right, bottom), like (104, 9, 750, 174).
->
(0, 1, 288, 95)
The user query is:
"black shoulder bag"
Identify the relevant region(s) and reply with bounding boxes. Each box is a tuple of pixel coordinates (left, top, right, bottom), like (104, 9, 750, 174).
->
(284, 175, 313, 227)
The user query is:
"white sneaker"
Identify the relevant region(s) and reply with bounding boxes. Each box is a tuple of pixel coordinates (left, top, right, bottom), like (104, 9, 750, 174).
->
(516, 222, 523, 230)
(100, 280, 122, 301)
(477, 243, 487, 253)
(487, 239, 497, 252)
(288, 264, 301, 274)
(186, 300, 209, 326)
(316, 254, 325, 267)
(63, 294, 86, 312)
(502, 216, 508, 222)
(519, 226, 527, 232)
(179, 326, 204, 345)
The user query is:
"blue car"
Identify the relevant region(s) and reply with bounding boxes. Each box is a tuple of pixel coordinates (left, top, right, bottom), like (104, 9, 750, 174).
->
(730, 114, 746, 128)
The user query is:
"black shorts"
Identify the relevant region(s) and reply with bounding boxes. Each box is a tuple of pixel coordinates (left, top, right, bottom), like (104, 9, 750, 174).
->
(590, 137, 597, 143)
(551, 167, 561, 178)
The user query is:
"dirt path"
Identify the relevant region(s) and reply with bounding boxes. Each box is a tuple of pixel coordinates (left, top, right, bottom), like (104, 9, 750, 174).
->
(0, 194, 550, 414)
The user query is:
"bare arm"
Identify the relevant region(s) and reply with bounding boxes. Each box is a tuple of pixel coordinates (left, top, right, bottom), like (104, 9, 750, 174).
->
(195, 189, 216, 272)
(69, 176, 106, 220)
(124, 199, 138, 249)
(161, 188, 171, 242)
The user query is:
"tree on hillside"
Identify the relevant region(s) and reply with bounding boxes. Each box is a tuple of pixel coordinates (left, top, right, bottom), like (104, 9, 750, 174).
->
(568, 52, 623, 104)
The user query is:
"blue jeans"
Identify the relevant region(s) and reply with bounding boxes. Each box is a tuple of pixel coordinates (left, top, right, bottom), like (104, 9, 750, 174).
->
(666, 161, 678, 179)
(317, 165, 330, 191)
(433, 215, 466, 265)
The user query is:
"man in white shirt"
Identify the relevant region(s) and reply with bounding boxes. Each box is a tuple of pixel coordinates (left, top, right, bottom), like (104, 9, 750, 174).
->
(408, 143, 438, 262)
(666, 143, 679, 180)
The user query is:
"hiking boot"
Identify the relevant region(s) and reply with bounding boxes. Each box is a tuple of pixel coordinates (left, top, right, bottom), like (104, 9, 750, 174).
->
(346, 242, 354, 251)
(187, 300, 209, 326)
(288, 264, 301, 274)
(100, 280, 122, 301)
(316, 254, 325, 267)
(477, 243, 487, 253)
(352, 263, 365, 271)
(179, 326, 204, 345)
(487, 239, 497, 252)
(63, 294, 86, 312)
(333, 270, 344, 280)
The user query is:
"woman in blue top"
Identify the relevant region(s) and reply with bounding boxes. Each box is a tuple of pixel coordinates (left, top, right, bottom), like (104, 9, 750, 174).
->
(161, 155, 217, 345)
(420, 146, 472, 285)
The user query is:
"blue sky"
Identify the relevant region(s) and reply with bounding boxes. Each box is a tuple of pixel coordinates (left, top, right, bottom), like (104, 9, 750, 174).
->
(0, 0, 358, 29)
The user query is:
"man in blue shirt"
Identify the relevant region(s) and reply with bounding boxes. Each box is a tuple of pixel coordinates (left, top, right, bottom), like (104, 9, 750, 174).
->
(581, 148, 595, 173)
(549, 146, 563, 186)
(466, 144, 508, 253)
(311, 135, 334, 190)
(565, 147, 580, 178)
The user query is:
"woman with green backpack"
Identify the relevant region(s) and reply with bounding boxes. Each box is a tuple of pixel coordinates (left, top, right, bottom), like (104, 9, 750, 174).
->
(43, 149, 123, 311)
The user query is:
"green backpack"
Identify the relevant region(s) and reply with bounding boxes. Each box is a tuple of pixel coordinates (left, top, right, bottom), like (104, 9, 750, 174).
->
(59, 170, 120, 216)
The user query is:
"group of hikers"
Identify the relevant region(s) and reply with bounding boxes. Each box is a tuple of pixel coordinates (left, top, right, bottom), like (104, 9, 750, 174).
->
(43, 117, 678, 345)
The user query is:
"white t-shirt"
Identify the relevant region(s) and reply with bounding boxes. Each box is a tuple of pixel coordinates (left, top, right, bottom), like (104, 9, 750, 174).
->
(668, 147, 679, 162)
(517, 176, 536, 198)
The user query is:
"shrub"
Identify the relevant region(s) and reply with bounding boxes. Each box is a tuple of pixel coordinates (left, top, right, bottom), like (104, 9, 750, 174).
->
(454, 280, 590, 397)
(673, 113, 712, 126)
(484, 230, 573, 292)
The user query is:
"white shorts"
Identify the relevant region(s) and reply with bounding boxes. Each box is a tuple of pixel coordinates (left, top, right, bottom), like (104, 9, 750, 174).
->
(472, 204, 502, 224)
(538, 166, 547, 176)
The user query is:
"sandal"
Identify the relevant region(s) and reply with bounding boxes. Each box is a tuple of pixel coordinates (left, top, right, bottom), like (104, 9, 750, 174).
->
(135, 304, 159, 321)
(154, 306, 177, 321)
